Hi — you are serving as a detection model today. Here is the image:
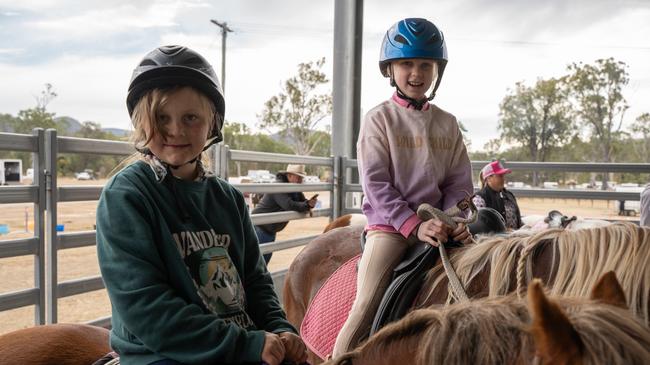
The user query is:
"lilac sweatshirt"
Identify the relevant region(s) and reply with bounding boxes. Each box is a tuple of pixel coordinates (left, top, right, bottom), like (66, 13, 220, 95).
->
(358, 97, 473, 238)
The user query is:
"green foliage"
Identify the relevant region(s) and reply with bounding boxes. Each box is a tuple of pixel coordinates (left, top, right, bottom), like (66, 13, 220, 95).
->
(59, 121, 124, 178)
(258, 58, 332, 156)
(567, 58, 629, 162)
(629, 113, 650, 163)
(498, 78, 573, 163)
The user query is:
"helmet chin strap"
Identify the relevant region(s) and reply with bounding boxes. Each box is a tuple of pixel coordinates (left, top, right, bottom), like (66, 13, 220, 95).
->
(139, 148, 200, 171)
(165, 155, 200, 170)
(389, 64, 437, 110)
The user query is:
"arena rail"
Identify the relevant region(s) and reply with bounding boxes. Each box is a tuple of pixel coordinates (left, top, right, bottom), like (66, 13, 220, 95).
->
(1, 129, 648, 330)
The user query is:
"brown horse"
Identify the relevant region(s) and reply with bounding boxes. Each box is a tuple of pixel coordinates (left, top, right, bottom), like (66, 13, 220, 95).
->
(284, 222, 650, 362)
(322, 214, 367, 233)
(323, 272, 650, 365)
(0, 323, 110, 365)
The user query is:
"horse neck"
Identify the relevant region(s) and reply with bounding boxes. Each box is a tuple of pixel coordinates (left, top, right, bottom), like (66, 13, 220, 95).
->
(417, 239, 557, 307)
(350, 329, 424, 365)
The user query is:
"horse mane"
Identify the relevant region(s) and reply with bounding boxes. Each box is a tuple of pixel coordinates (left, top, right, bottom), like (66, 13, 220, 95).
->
(336, 310, 439, 365)
(364, 295, 650, 365)
(426, 222, 650, 325)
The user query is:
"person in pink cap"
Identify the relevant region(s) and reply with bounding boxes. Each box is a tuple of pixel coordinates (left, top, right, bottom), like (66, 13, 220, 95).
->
(472, 160, 522, 230)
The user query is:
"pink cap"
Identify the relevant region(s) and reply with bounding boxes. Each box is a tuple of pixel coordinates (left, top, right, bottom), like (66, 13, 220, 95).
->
(481, 160, 511, 179)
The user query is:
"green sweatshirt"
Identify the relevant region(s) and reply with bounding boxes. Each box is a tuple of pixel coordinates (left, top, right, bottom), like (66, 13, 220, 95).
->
(96, 161, 296, 365)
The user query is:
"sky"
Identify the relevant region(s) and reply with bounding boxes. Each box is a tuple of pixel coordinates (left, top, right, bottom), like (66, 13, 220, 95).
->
(1, 0, 649, 151)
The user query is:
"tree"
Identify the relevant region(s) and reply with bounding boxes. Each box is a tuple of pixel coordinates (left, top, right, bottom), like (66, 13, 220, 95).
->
(457, 120, 471, 150)
(222, 122, 294, 177)
(57, 121, 123, 178)
(258, 58, 332, 156)
(567, 58, 629, 189)
(14, 83, 60, 134)
(629, 113, 650, 163)
(498, 78, 573, 185)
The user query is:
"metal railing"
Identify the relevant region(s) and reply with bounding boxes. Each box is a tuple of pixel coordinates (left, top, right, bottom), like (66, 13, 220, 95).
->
(1, 130, 649, 329)
(0, 131, 339, 328)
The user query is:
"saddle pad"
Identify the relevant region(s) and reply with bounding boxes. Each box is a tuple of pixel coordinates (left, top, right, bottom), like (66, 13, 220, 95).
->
(300, 254, 361, 360)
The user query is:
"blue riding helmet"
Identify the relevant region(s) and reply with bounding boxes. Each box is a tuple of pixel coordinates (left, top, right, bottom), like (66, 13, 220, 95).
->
(379, 18, 448, 98)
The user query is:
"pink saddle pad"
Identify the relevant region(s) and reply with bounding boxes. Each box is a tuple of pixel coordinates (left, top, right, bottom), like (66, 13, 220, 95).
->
(300, 254, 361, 360)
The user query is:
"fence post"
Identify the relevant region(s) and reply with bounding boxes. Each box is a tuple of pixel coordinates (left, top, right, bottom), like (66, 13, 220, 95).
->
(45, 129, 59, 324)
(219, 144, 230, 180)
(32, 128, 46, 324)
(332, 156, 343, 219)
(208, 144, 218, 174)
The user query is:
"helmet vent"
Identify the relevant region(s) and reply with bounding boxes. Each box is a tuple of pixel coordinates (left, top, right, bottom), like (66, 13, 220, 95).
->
(159, 45, 183, 55)
(394, 34, 411, 45)
(426, 35, 438, 45)
(139, 59, 157, 66)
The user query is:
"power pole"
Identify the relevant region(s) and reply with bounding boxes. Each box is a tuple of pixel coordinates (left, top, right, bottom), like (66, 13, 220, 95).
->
(210, 19, 233, 93)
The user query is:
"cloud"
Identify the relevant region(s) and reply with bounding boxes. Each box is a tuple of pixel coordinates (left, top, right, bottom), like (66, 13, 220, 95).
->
(0, 0, 216, 64)
(0, 0, 648, 154)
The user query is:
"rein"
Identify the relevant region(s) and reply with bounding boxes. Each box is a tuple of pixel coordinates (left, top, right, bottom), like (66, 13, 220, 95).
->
(416, 196, 478, 302)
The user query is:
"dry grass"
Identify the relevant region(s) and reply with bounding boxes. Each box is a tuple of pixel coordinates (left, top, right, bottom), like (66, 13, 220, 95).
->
(0, 179, 637, 335)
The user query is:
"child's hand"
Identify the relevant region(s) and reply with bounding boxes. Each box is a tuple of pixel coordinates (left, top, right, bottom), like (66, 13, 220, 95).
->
(279, 331, 308, 363)
(450, 222, 472, 244)
(262, 332, 285, 365)
(416, 218, 449, 246)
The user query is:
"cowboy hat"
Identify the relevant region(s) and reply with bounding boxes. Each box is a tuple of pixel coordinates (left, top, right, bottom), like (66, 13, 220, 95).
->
(280, 164, 307, 178)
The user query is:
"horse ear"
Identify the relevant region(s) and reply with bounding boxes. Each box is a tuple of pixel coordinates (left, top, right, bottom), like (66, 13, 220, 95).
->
(590, 271, 628, 309)
(528, 279, 583, 365)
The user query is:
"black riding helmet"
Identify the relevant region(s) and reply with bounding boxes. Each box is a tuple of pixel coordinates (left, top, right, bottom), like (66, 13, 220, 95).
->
(127, 45, 225, 149)
(468, 207, 507, 236)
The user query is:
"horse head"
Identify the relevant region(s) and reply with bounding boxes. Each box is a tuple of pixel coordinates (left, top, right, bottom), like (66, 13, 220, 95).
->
(324, 271, 650, 365)
(528, 271, 629, 365)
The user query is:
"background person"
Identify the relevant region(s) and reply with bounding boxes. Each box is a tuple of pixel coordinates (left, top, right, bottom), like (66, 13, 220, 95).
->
(252, 164, 318, 264)
(472, 160, 523, 230)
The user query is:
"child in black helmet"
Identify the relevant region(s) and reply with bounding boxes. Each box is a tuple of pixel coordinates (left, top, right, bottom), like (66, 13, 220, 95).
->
(96, 45, 307, 365)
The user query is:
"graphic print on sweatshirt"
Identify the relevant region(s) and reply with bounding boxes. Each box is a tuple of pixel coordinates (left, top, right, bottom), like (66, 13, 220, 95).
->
(173, 228, 254, 329)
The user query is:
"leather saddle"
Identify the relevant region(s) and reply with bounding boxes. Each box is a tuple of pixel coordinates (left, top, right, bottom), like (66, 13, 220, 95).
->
(360, 208, 507, 336)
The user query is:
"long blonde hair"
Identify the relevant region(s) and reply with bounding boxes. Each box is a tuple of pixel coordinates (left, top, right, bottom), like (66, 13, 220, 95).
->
(111, 86, 219, 176)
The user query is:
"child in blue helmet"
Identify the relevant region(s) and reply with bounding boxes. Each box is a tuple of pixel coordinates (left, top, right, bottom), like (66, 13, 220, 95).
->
(332, 18, 474, 355)
(96, 45, 307, 365)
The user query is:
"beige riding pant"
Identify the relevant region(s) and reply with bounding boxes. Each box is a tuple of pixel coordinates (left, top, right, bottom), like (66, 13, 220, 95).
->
(332, 230, 417, 356)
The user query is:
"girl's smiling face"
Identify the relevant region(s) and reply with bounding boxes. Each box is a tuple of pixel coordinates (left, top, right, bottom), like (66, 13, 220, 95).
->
(148, 87, 213, 177)
(390, 58, 438, 100)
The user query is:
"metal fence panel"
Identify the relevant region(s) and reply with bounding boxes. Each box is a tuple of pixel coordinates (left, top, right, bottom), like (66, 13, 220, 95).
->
(3, 129, 650, 330)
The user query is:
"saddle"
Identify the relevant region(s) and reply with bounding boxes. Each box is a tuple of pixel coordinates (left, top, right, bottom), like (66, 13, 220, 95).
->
(363, 208, 507, 335)
(368, 238, 462, 336)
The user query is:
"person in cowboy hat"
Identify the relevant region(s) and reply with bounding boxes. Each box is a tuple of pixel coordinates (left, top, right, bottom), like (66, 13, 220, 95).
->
(472, 160, 523, 230)
(252, 164, 318, 263)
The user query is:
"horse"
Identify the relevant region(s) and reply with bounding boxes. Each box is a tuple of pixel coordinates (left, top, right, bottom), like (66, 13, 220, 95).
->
(323, 272, 650, 365)
(322, 214, 367, 233)
(283, 222, 650, 363)
(0, 323, 111, 365)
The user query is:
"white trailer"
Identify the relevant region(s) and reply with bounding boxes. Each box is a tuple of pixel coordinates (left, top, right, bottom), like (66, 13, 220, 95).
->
(0, 159, 22, 185)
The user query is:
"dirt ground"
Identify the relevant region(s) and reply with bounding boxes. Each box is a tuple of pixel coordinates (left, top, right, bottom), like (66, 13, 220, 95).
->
(0, 178, 637, 335)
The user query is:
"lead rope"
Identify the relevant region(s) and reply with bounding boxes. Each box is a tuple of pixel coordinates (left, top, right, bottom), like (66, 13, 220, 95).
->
(416, 195, 477, 303)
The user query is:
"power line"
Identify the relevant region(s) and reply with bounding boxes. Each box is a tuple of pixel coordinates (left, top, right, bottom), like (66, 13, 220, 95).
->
(223, 22, 650, 51)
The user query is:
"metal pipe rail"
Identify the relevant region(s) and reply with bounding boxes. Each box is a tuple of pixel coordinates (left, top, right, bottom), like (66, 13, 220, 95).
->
(230, 149, 332, 166)
(3, 129, 650, 330)
(471, 160, 650, 173)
